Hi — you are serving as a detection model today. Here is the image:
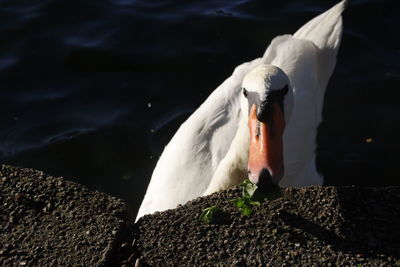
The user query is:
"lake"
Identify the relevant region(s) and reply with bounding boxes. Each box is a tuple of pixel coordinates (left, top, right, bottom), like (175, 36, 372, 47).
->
(0, 0, 399, 213)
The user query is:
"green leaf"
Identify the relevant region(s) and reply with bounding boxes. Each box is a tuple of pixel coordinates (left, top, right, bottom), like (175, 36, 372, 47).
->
(199, 205, 219, 224)
(241, 206, 252, 216)
(239, 179, 258, 198)
(245, 182, 258, 197)
(233, 198, 245, 208)
(239, 179, 251, 187)
(248, 200, 261, 206)
(233, 180, 265, 216)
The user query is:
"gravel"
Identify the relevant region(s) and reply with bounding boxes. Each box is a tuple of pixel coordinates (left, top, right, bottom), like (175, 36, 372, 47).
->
(2, 164, 399, 266)
(0, 165, 128, 266)
(117, 186, 400, 266)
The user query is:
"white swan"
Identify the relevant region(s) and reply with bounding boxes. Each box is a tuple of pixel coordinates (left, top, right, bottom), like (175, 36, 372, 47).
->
(136, 0, 347, 220)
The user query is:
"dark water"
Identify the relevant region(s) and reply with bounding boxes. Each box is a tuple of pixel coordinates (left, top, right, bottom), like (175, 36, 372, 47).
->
(1, 0, 399, 213)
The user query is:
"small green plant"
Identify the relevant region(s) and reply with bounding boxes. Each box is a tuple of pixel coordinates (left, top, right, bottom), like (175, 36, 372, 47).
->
(199, 179, 283, 223)
(232, 179, 261, 216)
(199, 205, 220, 224)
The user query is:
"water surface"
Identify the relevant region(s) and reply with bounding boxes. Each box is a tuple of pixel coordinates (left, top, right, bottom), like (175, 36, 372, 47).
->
(0, 0, 399, 213)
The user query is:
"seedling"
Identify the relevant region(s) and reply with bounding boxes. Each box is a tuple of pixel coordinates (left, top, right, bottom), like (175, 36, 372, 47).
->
(199, 179, 283, 223)
(232, 179, 261, 216)
(199, 205, 220, 224)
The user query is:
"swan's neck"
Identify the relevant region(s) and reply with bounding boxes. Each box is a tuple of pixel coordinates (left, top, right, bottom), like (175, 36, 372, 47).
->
(203, 117, 249, 195)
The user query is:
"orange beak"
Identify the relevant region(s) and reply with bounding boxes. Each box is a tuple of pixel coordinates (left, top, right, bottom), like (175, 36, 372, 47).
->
(247, 103, 285, 186)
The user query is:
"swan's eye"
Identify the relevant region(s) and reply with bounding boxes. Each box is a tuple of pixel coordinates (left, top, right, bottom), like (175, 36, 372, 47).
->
(282, 85, 289, 95)
(242, 88, 248, 98)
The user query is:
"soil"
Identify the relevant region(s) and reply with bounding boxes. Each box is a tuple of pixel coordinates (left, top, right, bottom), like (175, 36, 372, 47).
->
(0, 165, 128, 266)
(2, 164, 399, 266)
(116, 186, 400, 266)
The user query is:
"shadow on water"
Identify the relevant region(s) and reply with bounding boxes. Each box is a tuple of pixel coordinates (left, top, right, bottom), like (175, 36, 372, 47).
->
(279, 187, 400, 259)
(1, 109, 192, 213)
(1, 126, 155, 213)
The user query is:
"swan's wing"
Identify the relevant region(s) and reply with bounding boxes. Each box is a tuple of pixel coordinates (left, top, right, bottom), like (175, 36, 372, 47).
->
(292, 0, 346, 127)
(264, 0, 345, 89)
(136, 58, 262, 219)
(294, 0, 346, 52)
(294, 0, 346, 91)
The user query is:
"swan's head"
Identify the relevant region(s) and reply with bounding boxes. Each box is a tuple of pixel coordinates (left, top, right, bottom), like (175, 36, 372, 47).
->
(241, 64, 293, 189)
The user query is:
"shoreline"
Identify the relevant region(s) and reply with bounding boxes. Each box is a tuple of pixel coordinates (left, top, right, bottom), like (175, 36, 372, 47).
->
(1, 165, 399, 266)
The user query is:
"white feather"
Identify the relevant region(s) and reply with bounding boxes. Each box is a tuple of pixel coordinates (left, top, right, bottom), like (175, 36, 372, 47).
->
(136, 0, 346, 220)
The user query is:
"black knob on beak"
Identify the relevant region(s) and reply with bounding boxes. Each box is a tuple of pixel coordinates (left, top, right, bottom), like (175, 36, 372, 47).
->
(257, 168, 280, 193)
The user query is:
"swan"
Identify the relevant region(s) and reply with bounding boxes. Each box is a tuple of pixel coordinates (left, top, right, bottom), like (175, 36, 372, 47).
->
(136, 0, 347, 220)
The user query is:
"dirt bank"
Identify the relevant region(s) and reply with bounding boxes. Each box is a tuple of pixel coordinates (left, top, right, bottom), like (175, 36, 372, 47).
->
(2, 164, 399, 266)
(0, 165, 128, 266)
(118, 186, 400, 266)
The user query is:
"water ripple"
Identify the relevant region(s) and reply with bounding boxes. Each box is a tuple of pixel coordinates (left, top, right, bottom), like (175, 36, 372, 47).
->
(0, 57, 18, 71)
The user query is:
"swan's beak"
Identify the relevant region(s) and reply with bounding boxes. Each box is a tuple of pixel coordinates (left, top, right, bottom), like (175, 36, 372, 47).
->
(247, 103, 285, 188)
